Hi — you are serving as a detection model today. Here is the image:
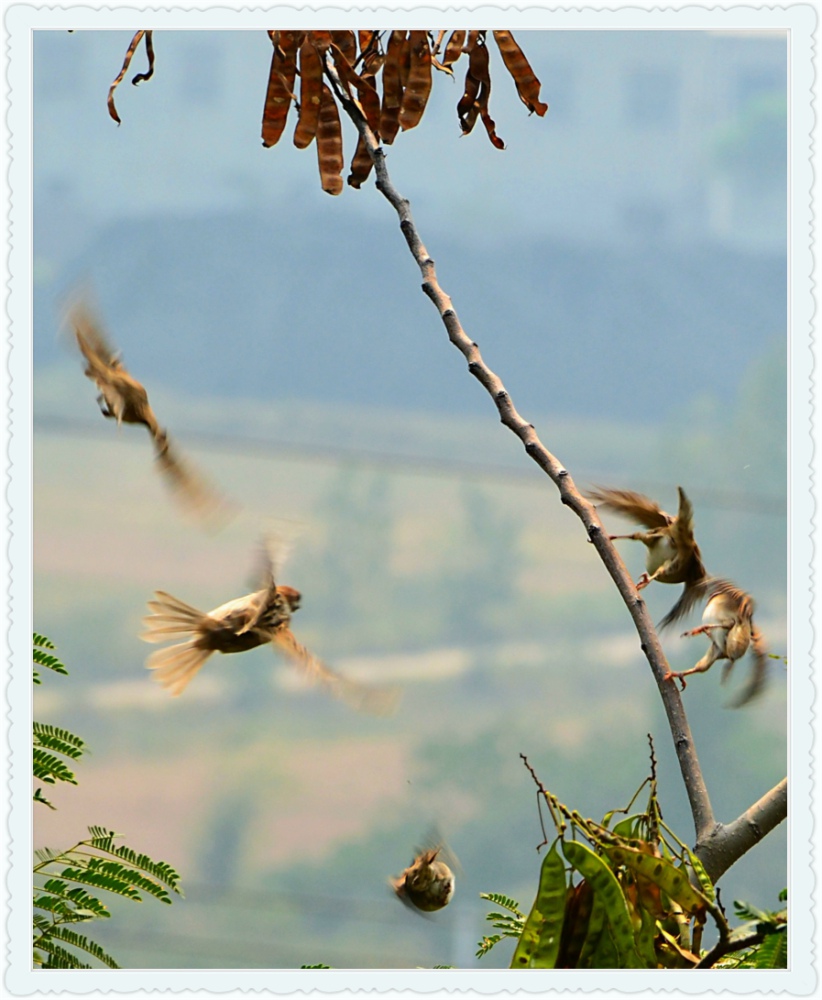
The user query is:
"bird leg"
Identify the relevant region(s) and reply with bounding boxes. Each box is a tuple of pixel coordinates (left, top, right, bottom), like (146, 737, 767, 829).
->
(680, 623, 727, 638)
(663, 646, 724, 691)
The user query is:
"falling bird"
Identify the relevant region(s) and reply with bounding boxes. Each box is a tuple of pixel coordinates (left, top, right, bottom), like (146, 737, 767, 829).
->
(141, 540, 401, 714)
(66, 298, 233, 526)
(667, 579, 768, 707)
(390, 843, 456, 913)
(586, 485, 709, 629)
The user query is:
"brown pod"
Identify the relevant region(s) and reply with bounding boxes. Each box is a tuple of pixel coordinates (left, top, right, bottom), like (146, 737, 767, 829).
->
(399, 30, 432, 131)
(316, 83, 344, 195)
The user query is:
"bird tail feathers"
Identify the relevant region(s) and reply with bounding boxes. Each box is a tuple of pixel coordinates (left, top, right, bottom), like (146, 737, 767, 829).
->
(145, 640, 212, 696)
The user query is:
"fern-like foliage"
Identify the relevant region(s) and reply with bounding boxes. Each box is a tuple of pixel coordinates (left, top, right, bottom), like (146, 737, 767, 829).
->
(33, 828, 183, 969)
(476, 892, 525, 959)
(32, 633, 68, 684)
(34, 723, 87, 760)
(32, 633, 184, 970)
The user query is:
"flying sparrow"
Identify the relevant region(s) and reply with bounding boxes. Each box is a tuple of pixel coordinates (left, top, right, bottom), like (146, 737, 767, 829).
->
(586, 485, 708, 629)
(141, 540, 401, 714)
(390, 843, 456, 913)
(666, 579, 768, 707)
(66, 298, 233, 526)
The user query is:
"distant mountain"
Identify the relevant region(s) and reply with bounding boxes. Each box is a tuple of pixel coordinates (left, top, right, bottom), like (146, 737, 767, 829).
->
(34, 208, 786, 423)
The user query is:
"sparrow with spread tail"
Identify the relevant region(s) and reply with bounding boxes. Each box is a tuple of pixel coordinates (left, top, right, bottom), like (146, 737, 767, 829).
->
(586, 485, 709, 629)
(390, 842, 456, 913)
(666, 579, 768, 707)
(141, 539, 401, 715)
(66, 298, 233, 526)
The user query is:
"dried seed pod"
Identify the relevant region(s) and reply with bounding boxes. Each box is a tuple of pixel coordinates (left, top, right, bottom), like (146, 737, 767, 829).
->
(380, 30, 407, 144)
(316, 83, 344, 195)
(293, 36, 323, 149)
(261, 33, 300, 147)
(399, 30, 432, 132)
(493, 30, 548, 116)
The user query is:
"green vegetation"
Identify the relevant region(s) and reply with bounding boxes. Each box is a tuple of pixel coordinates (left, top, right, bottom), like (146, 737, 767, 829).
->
(33, 635, 183, 969)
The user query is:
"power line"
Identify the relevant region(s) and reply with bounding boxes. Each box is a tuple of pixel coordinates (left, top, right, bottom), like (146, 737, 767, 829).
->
(33, 414, 787, 516)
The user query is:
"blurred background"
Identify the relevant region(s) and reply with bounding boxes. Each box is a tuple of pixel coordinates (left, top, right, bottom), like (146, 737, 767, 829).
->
(32, 29, 787, 968)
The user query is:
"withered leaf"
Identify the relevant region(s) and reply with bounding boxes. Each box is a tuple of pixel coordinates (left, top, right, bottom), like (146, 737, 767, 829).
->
(107, 30, 146, 124)
(443, 30, 466, 68)
(131, 30, 155, 85)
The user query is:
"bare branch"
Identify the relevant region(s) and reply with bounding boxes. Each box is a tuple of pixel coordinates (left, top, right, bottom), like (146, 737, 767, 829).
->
(326, 56, 787, 884)
(695, 778, 787, 884)
(324, 54, 717, 844)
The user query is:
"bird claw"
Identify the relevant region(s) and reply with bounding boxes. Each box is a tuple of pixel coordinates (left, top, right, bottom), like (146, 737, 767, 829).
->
(662, 670, 687, 692)
(635, 573, 651, 592)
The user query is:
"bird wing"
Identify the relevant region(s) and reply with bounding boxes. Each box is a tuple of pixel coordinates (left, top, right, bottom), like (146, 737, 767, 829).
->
(271, 628, 401, 715)
(67, 300, 120, 377)
(669, 487, 701, 554)
(586, 487, 671, 528)
(658, 576, 728, 631)
(728, 627, 769, 708)
(153, 433, 235, 527)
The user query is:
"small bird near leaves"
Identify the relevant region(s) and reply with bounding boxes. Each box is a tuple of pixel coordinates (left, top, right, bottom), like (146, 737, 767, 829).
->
(666, 580, 768, 707)
(586, 485, 708, 629)
(391, 842, 456, 913)
(66, 298, 233, 527)
(141, 539, 400, 714)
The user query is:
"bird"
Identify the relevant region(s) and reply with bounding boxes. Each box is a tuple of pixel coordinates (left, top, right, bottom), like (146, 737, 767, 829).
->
(140, 539, 401, 714)
(586, 485, 708, 629)
(65, 297, 233, 527)
(666, 579, 768, 707)
(390, 843, 456, 913)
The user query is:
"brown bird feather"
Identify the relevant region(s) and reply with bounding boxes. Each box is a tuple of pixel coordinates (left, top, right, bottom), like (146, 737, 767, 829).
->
(66, 298, 233, 527)
(141, 541, 401, 714)
(390, 843, 456, 914)
(586, 485, 708, 629)
(668, 579, 768, 707)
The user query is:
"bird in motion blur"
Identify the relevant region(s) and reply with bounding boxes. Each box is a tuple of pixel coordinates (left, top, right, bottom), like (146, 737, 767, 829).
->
(390, 841, 456, 913)
(586, 484, 709, 629)
(66, 297, 233, 526)
(141, 539, 401, 714)
(668, 579, 768, 708)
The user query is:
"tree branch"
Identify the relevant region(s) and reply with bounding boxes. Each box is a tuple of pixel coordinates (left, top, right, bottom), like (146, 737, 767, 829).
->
(694, 778, 787, 883)
(323, 56, 786, 869)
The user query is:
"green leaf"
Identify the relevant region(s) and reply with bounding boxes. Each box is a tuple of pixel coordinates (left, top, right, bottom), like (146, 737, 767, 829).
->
(33, 748, 78, 785)
(33, 787, 56, 810)
(33, 725, 87, 762)
(754, 930, 787, 969)
(37, 880, 110, 918)
(476, 934, 503, 959)
(511, 839, 567, 969)
(33, 648, 68, 677)
(479, 892, 524, 918)
(37, 942, 93, 969)
(33, 633, 56, 650)
(56, 865, 143, 902)
(562, 840, 644, 969)
(40, 926, 120, 968)
(301, 964, 331, 969)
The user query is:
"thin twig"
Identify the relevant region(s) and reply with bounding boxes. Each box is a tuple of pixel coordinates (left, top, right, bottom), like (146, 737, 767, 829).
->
(323, 54, 716, 845)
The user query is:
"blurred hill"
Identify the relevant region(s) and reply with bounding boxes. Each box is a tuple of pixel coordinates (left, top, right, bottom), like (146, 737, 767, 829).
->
(35, 210, 786, 423)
